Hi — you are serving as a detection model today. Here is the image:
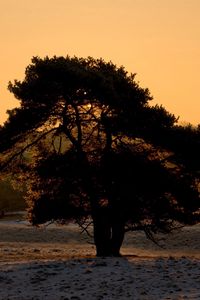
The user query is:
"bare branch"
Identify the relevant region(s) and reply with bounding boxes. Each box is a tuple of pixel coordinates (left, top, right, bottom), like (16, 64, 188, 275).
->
(58, 136, 63, 154)
(76, 219, 93, 238)
(0, 127, 57, 171)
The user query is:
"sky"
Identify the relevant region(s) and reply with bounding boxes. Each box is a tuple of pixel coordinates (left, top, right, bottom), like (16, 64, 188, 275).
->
(0, 0, 200, 125)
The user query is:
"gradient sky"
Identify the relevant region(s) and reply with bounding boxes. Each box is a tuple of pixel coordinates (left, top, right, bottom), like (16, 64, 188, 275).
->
(0, 0, 200, 125)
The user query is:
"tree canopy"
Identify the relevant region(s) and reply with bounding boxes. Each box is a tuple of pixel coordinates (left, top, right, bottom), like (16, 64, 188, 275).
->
(0, 56, 199, 256)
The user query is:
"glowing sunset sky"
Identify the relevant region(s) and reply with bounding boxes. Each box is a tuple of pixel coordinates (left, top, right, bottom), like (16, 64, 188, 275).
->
(0, 0, 199, 125)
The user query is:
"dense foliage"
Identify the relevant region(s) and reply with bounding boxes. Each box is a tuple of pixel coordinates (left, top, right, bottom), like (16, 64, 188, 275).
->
(0, 56, 199, 256)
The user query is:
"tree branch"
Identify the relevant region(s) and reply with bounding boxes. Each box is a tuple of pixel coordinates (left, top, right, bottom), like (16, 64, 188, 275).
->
(0, 128, 57, 171)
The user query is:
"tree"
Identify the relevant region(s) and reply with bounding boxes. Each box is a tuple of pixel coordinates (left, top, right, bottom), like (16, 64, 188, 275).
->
(0, 56, 199, 256)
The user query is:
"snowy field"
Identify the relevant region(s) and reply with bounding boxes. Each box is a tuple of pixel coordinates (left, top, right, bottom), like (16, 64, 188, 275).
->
(0, 218, 200, 299)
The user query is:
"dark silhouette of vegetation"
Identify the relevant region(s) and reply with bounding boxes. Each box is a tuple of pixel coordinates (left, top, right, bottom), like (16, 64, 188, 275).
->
(0, 56, 199, 256)
(0, 178, 25, 213)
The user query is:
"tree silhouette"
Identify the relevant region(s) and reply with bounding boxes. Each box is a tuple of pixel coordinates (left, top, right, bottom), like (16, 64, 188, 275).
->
(0, 56, 199, 256)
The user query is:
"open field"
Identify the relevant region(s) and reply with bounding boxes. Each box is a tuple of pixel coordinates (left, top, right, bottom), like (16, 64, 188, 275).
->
(0, 215, 200, 299)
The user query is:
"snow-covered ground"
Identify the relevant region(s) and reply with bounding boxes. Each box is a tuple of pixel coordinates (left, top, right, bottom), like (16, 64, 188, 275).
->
(0, 220, 200, 299)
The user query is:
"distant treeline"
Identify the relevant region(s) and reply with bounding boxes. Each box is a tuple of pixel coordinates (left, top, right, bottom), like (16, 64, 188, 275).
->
(0, 179, 25, 212)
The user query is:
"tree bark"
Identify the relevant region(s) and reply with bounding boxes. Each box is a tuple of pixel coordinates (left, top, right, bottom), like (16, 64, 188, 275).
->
(93, 208, 125, 257)
(110, 218, 125, 256)
(93, 207, 111, 256)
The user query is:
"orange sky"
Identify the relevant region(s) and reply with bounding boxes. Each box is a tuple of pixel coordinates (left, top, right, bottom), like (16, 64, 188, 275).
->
(0, 0, 199, 125)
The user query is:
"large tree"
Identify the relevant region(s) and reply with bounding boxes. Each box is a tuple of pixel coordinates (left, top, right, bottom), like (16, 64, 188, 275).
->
(0, 56, 199, 256)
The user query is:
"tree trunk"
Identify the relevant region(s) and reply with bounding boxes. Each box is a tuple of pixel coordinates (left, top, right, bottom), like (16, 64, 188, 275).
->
(93, 208, 125, 257)
(93, 207, 111, 256)
(110, 219, 125, 256)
